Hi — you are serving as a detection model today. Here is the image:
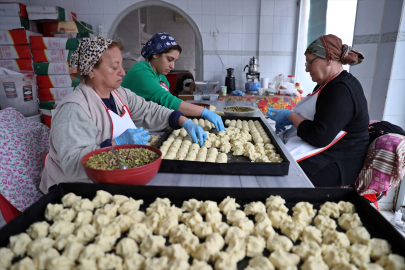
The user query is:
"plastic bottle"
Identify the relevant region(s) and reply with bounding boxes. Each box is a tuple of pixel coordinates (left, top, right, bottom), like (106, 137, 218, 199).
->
(288, 75, 295, 84)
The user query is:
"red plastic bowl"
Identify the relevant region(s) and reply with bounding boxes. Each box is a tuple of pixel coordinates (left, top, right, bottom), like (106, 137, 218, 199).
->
(81, 145, 162, 185)
(191, 103, 210, 109)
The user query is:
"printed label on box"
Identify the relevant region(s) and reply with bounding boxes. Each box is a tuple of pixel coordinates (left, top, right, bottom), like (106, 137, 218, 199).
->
(50, 75, 69, 87)
(47, 50, 69, 62)
(3, 82, 17, 98)
(23, 85, 33, 101)
(49, 63, 69, 74)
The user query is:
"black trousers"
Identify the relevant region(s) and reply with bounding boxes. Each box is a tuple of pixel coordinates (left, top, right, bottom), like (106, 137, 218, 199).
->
(302, 162, 342, 187)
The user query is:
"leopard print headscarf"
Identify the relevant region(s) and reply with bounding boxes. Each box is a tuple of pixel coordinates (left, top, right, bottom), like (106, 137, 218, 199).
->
(69, 36, 113, 75)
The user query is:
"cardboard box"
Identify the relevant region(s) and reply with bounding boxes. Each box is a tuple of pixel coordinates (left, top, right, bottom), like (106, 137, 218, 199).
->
(39, 108, 54, 128)
(33, 62, 69, 75)
(39, 21, 93, 37)
(0, 16, 30, 31)
(0, 59, 33, 71)
(37, 74, 81, 88)
(0, 29, 42, 45)
(0, 3, 28, 19)
(32, 49, 73, 62)
(38, 87, 73, 101)
(0, 45, 31, 59)
(51, 33, 96, 39)
(26, 6, 76, 21)
(30, 36, 79, 50)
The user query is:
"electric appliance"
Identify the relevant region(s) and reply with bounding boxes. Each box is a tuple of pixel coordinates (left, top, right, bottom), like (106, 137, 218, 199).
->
(225, 68, 235, 93)
(243, 57, 261, 94)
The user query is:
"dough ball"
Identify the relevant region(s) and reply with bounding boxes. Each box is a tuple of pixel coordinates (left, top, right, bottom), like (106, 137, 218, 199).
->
(255, 212, 271, 224)
(314, 214, 337, 232)
(0, 248, 14, 269)
(75, 210, 93, 227)
(61, 193, 82, 208)
(118, 198, 143, 215)
(219, 197, 240, 215)
(92, 190, 113, 208)
(225, 237, 246, 262)
(92, 214, 111, 230)
(301, 255, 329, 270)
(53, 234, 77, 251)
(267, 203, 289, 213)
(128, 223, 152, 243)
(322, 244, 350, 268)
(74, 224, 97, 245)
(211, 222, 230, 236)
(369, 238, 391, 261)
(323, 229, 351, 248)
(46, 256, 75, 270)
(32, 248, 59, 270)
(292, 202, 317, 218)
(168, 259, 190, 270)
(205, 211, 223, 224)
(78, 244, 104, 262)
(161, 243, 190, 264)
(143, 212, 160, 231)
(190, 259, 213, 270)
(224, 226, 247, 244)
(246, 236, 266, 257)
(72, 199, 95, 212)
(216, 152, 228, 162)
(226, 210, 246, 224)
(346, 226, 371, 245)
(269, 211, 292, 230)
(116, 238, 139, 258)
(347, 243, 371, 267)
(200, 200, 220, 215)
(338, 201, 356, 214)
(233, 218, 254, 235)
(269, 249, 300, 269)
(301, 226, 322, 244)
(97, 254, 123, 270)
(26, 221, 50, 239)
(359, 263, 384, 270)
(10, 257, 35, 270)
(112, 195, 130, 206)
(318, 202, 340, 218)
(123, 253, 145, 270)
(155, 215, 178, 237)
(126, 210, 146, 223)
(49, 221, 75, 239)
(45, 203, 64, 221)
(53, 208, 77, 222)
(245, 256, 275, 270)
(214, 252, 238, 270)
(376, 254, 405, 270)
(205, 157, 216, 163)
(244, 201, 266, 215)
(178, 231, 199, 255)
(280, 220, 305, 242)
(62, 241, 84, 261)
(112, 214, 136, 233)
(266, 233, 293, 252)
(338, 213, 363, 231)
(144, 256, 169, 270)
(192, 222, 213, 239)
(292, 211, 313, 227)
(169, 224, 192, 244)
(253, 221, 276, 239)
(94, 235, 117, 252)
(139, 235, 166, 258)
(292, 241, 322, 261)
(27, 236, 54, 258)
(182, 211, 203, 228)
(98, 223, 121, 239)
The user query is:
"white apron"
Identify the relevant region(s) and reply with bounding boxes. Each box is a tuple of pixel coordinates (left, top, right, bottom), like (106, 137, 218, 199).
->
(97, 91, 136, 140)
(279, 72, 346, 162)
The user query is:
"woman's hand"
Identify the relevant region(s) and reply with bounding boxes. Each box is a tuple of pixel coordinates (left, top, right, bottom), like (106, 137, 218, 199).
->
(182, 120, 207, 146)
(114, 127, 150, 145)
(201, 108, 225, 131)
(267, 108, 292, 132)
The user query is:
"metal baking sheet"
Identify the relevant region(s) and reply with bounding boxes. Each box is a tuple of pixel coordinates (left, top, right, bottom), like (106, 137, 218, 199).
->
(154, 116, 290, 176)
(1, 184, 404, 269)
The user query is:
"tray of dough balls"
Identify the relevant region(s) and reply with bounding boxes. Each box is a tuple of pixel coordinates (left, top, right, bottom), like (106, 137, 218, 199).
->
(1, 183, 404, 270)
(155, 116, 290, 176)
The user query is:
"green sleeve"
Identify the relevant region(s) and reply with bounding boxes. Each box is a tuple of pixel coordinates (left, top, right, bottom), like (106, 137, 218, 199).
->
(122, 62, 182, 111)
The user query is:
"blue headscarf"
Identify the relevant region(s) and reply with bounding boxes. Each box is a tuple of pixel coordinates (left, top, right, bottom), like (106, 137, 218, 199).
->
(141, 32, 179, 61)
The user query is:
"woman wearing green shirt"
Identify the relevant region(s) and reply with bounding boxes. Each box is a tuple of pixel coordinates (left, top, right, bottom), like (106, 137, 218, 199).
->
(121, 32, 225, 131)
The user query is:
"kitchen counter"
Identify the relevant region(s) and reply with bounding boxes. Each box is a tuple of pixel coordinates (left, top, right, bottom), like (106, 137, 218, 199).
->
(148, 100, 313, 188)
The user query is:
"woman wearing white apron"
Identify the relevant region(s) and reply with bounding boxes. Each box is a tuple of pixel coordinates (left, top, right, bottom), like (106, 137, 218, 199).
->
(40, 37, 207, 193)
(268, 35, 369, 187)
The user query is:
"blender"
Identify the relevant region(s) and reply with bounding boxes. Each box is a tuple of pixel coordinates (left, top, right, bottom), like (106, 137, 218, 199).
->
(225, 68, 235, 93)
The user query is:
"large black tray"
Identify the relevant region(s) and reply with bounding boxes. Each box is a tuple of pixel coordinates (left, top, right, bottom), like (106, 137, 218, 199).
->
(1, 184, 404, 269)
(154, 116, 290, 175)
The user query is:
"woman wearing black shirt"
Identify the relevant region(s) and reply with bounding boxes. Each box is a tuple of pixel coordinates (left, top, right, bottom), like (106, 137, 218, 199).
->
(268, 35, 369, 187)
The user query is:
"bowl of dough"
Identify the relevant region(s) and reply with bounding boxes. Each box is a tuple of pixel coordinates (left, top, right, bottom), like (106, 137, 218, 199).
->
(81, 145, 162, 185)
(222, 106, 259, 117)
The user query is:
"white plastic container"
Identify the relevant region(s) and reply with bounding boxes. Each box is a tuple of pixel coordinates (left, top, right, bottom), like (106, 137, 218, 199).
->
(0, 68, 38, 117)
(209, 94, 219, 101)
(193, 94, 202, 101)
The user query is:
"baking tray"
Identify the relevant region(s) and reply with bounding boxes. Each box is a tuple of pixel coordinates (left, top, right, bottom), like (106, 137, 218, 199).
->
(1, 184, 404, 269)
(154, 116, 290, 175)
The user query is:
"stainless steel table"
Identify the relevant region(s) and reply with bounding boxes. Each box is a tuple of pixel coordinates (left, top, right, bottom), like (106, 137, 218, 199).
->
(148, 100, 313, 188)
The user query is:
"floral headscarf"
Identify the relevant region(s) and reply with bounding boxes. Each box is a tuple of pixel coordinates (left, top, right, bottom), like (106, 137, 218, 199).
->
(69, 36, 113, 75)
(141, 32, 179, 60)
(305, 34, 364, 66)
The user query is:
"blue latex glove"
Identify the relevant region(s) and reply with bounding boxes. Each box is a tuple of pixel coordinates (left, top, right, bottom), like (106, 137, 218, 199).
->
(201, 108, 225, 131)
(182, 120, 207, 146)
(231, 90, 245, 96)
(267, 108, 292, 132)
(114, 127, 150, 145)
